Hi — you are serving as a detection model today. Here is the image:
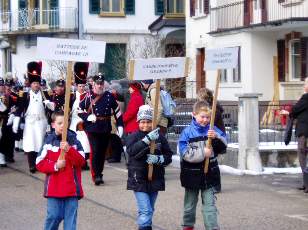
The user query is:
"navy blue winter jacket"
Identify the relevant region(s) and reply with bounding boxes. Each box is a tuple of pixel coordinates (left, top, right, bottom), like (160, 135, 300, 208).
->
(178, 119, 227, 190)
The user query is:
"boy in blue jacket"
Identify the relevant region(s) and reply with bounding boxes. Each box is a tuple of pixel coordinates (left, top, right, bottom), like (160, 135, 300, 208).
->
(178, 101, 227, 230)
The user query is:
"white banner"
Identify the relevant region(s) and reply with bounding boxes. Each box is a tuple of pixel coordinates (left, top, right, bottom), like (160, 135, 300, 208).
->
(205, 47, 239, 70)
(130, 57, 188, 80)
(37, 37, 106, 63)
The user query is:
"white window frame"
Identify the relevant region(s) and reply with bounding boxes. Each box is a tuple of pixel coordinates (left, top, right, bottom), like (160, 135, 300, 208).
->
(100, 0, 125, 17)
(289, 39, 301, 81)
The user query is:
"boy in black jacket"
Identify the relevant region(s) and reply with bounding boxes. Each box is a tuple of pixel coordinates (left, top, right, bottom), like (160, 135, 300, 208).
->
(126, 105, 173, 230)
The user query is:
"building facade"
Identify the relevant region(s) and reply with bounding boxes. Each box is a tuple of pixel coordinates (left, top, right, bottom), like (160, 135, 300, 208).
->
(0, 0, 186, 84)
(186, 0, 308, 101)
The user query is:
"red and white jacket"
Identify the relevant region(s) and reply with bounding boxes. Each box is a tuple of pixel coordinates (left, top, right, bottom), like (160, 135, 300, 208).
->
(36, 131, 85, 199)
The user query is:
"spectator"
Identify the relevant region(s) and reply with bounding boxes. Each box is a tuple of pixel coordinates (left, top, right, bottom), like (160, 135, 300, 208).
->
(288, 77, 308, 193)
(123, 81, 144, 134)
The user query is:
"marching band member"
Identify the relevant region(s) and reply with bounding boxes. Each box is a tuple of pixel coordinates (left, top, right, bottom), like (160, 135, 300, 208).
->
(14, 61, 52, 173)
(78, 73, 124, 185)
(70, 62, 91, 170)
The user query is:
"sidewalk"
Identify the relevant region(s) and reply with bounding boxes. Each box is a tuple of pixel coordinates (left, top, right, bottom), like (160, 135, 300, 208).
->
(0, 151, 307, 230)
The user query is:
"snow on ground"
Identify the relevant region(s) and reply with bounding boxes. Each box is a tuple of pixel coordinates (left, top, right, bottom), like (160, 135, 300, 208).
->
(227, 142, 297, 151)
(171, 155, 301, 176)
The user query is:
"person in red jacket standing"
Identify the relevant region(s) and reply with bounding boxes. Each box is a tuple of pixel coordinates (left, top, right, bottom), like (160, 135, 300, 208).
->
(36, 111, 85, 230)
(123, 81, 144, 134)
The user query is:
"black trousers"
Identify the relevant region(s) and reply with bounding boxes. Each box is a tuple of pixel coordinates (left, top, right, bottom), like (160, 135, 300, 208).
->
(26, 151, 37, 170)
(108, 134, 123, 161)
(0, 124, 15, 161)
(87, 132, 110, 179)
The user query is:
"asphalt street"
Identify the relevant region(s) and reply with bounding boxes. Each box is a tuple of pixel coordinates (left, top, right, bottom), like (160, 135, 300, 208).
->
(0, 151, 308, 230)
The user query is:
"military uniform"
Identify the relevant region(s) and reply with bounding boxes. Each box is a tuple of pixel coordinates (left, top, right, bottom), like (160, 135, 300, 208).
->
(14, 61, 50, 173)
(0, 79, 18, 165)
(70, 62, 91, 168)
(78, 74, 124, 185)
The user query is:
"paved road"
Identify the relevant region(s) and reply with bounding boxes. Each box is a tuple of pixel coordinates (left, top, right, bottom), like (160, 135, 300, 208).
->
(0, 151, 308, 230)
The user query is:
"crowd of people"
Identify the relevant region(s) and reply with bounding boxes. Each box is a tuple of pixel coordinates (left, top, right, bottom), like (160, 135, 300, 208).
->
(1, 60, 307, 230)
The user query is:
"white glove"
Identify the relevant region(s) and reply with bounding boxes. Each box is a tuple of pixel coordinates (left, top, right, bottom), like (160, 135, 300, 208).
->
(43, 100, 55, 111)
(117, 126, 123, 138)
(0, 101, 6, 112)
(12, 117, 20, 134)
(7, 114, 15, 126)
(87, 114, 96, 123)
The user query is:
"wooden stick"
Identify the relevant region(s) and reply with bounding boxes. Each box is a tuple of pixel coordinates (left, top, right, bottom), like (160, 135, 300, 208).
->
(148, 79, 161, 181)
(58, 61, 73, 160)
(204, 70, 221, 174)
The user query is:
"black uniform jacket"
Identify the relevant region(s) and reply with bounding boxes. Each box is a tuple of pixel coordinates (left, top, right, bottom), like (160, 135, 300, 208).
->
(78, 91, 123, 133)
(126, 130, 173, 193)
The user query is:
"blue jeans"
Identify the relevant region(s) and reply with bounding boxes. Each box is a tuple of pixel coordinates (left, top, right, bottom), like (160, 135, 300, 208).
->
(45, 197, 78, 230)
(134, 191, 158, 228)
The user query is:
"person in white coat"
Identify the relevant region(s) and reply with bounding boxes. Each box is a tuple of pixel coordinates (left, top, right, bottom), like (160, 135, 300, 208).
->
(14, 61, 54, 173)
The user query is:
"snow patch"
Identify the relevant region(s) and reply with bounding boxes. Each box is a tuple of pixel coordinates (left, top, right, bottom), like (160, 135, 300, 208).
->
(170, 155, 301, 175)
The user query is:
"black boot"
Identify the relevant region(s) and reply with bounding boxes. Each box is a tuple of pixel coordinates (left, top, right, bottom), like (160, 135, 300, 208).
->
(94, 174, 104, 185)
(27, 152, 37, 173)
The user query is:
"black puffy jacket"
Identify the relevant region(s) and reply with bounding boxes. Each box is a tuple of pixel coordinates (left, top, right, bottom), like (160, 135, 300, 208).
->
(290, 93, 308, 137)
(126, 131, 173, 193)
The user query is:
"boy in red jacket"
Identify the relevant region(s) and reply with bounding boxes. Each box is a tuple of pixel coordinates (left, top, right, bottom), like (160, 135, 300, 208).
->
(36, 111, 85, 230)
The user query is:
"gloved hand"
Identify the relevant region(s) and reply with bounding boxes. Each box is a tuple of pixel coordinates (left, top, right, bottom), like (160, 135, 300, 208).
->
(7, 113, 15, 126)
(43, 100, 55, 111)
(158, 155, 164, 164)
(142, 128, 160, 145)
(12, 116, 20, 134)
(117, 126, 123, 138)
(146, 154, 159, 164)
(87, 114, 96, 123)
(0, 100, 7, 112)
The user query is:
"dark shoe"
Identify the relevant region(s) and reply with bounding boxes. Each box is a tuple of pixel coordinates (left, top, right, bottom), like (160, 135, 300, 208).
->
(0, 163, 7, 167)
(297, 185, 306, 190)
(94, 176, 102, 186)
(138, 226, 152, 230)
(107, 158, 120, 163)
(29, 167, 37, 174)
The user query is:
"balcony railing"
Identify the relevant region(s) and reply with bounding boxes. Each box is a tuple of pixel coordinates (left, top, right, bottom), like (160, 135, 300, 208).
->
(210, 0, 308, 33)
(0, 7, 77, 33)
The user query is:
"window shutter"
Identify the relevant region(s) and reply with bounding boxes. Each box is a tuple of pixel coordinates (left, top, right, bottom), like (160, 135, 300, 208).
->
(19, 0, 27, 9)
(49, 0, 58, 9)
(125, 0, 135, 15)
(89, 0, 100, 14)
(300, 37, 308, 81)
(261, 0, 267, 23)
(243, 0, 250, 26)
(277, 39, 286, 82)
(204, 0, 210, 14)
(155, 0, 164, 15)
(190, 0, 195, 17)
